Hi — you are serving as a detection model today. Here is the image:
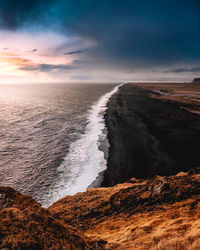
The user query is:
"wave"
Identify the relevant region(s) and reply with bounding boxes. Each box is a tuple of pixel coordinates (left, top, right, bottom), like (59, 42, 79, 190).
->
(44, 83, 123, 207)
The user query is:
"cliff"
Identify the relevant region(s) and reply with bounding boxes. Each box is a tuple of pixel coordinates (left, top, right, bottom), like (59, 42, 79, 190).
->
(192, 78, 200, 83)
(1, 168, 200, 249)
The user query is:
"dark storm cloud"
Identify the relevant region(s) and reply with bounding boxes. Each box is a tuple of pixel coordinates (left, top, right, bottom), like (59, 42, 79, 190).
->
(49, 0, 200, 69)
(64, 50, 83, 55)
(165, 66, 200, 73)
(1, 0, 200, 70)
(0, 0, 53, 29)
(20, 63, 74, 72)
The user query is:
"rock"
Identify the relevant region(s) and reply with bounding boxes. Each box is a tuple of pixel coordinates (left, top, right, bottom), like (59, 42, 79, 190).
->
(192, 78, 200, 83)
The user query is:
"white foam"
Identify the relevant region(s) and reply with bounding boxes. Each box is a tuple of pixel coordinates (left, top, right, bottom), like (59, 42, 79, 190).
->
(44, 83, 123, 207)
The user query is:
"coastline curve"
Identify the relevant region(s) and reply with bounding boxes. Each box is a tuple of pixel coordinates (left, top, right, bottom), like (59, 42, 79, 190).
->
(44, 83, 124, 207)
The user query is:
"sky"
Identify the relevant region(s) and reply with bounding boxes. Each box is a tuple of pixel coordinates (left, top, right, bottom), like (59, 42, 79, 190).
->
(0, 0, 200, 83)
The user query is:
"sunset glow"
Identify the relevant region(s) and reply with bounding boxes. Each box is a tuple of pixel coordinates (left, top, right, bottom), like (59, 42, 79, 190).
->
(0, 1, 200, 83)
(0, 31, 88, 83)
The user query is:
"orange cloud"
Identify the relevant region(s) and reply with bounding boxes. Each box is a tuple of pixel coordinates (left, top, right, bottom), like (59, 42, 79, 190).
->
(0, 49, 75, 83)
(0, 52, 34, 67)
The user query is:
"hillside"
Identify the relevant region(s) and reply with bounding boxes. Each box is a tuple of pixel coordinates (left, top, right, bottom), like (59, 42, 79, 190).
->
(1, 168, 200, 249)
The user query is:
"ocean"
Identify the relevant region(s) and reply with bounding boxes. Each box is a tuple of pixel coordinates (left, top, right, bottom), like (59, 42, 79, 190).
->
(0, 83, 119, 207)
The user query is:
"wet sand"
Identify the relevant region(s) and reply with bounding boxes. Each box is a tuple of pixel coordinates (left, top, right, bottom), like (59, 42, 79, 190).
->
(102, 83, 200, 186)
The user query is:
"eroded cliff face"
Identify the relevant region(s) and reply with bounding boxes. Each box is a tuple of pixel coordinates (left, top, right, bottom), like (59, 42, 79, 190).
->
(1, 168, 200, 249)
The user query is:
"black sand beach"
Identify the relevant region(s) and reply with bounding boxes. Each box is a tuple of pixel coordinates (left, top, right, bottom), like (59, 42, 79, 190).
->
(102, 83, 200, 186)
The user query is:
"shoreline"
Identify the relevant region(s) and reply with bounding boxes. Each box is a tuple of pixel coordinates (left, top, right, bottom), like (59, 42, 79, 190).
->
(102, 83, 200, 187)
(44, 83, 120, 206)
(88, 83, 124, 189)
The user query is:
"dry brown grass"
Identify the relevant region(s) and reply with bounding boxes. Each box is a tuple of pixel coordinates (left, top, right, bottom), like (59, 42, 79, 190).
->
(0, 186, 105, 249)
(132, 82, 200, 115)
(85, 199, 200, 249)
(1, 169, 200, 249)
(49, 170, 200, 249)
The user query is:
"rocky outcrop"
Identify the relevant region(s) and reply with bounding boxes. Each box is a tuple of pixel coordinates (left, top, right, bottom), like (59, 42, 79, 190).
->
(1, 168, 200, 249)
(192, 78, 200, 83)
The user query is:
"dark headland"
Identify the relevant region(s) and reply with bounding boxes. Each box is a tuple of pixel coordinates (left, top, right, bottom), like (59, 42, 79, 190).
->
(192, 78, 200, 83)
(102, 82, 200, 186)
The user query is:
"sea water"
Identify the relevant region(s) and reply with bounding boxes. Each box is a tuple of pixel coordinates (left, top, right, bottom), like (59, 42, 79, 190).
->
(0, 83, 119, 206)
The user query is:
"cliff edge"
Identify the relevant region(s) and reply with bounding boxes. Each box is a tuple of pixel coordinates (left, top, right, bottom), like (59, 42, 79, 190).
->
(1, 168, 200, 249)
